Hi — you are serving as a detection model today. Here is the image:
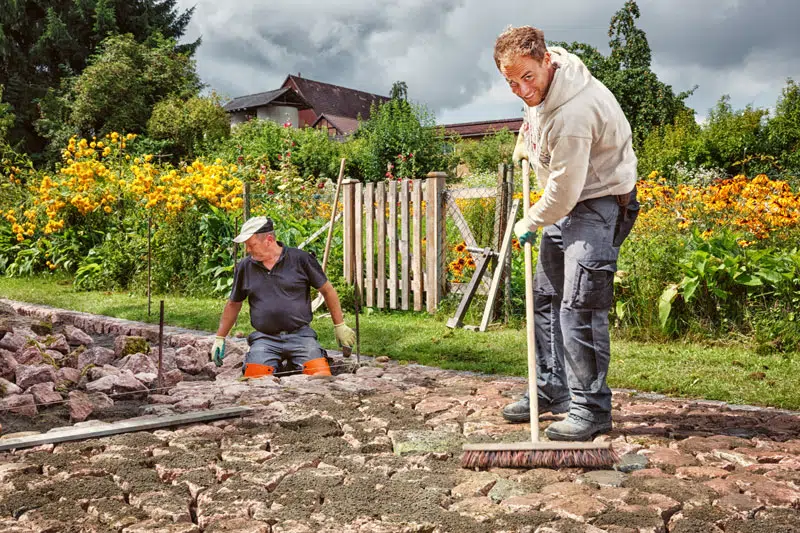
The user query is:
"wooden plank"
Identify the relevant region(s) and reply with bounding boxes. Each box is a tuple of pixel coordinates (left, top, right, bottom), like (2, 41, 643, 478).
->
(376, 181, 386, 309)
(445, 192, 479, 251)
(493, 163, 506, 249)
(343, 180, 353, 283)
(0, 407, 253, 452)
(364, 182, 375, 308)
(412, 179, 423, 311)
(354, 181, 364, 306)
(479, 199, 519, 331)
(446, 249, 494, 329)
(448, 282, 489, 297)
(298, 213, 342, 250)
(400, 180, 410, 310)
(448, 187, 498, 200)
(503, 165, 515, 324)
(388, 180, 398, 309)
(426, 173, 446, 313)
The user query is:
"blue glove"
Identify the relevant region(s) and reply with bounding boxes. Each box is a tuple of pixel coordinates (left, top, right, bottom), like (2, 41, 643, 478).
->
(211, 336, 226, 367)
(513, 219, 538, 247)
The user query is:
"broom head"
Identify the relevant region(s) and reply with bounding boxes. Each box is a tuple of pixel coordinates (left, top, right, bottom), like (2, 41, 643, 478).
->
(461, 440, 618, 469)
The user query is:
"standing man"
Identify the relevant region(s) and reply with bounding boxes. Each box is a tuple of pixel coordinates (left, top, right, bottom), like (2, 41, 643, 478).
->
(495, 26, 640, 440)
(211, 216, 356, 377)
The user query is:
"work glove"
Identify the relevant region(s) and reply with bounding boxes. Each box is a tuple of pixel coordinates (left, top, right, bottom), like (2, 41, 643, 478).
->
(513, 218, 538, 247)
(211, 336, 226, 367)
(512, 132, 528, 165)
(334, 322, 356, 348)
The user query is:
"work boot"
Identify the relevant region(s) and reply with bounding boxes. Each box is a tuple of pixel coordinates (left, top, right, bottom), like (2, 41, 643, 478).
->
(501, 394, 570, 423)
(544, 412, 612, 441)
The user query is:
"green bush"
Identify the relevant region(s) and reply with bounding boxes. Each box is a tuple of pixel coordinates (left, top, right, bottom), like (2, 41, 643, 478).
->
(147, 93, 231, 161)
(74, 225, 145, 291)
(455, 129, 515, 175)
(354, 99, 451, 181)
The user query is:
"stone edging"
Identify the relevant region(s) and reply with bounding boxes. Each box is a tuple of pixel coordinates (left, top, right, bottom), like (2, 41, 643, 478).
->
(2, 298, 796, 417)
(1, 298, 247, 350)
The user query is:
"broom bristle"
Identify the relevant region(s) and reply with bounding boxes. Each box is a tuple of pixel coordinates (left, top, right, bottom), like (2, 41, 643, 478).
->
(461, 447, 619, 469)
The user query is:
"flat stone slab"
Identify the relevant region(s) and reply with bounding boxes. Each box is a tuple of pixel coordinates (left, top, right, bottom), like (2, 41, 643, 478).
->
(388, 428, 465, 455)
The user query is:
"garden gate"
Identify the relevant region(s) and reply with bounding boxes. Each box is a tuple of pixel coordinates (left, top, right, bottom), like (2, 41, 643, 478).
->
(341, 165, 515, 318)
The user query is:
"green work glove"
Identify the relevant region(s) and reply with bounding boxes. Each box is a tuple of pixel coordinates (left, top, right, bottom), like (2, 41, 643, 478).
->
(334, 322, 356, 348)
(513, 218, 538, 247)
(211, 336, 226, 367)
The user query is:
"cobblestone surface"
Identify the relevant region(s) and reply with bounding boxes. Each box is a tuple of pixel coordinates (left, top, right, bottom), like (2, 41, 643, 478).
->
(1, 301, 799, 532)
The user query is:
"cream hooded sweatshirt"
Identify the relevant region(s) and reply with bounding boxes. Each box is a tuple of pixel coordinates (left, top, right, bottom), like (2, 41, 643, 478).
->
(516, 46, 638, 229)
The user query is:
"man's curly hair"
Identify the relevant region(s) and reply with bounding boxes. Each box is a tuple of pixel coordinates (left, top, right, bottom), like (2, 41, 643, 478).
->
(494, 25, 547, 69)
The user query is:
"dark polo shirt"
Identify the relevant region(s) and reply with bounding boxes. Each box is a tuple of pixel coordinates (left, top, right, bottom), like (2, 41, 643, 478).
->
(229, 243, 328, 335)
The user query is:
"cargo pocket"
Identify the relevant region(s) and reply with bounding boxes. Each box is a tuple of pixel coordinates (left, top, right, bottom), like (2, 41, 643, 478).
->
(570, 261, 616, 309)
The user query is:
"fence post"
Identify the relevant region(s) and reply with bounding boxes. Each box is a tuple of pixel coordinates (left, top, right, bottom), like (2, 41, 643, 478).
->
(503, 164, 515, 324)
(412, 179, 424, 311)
(425, 172, 446, 313)
(343, 179, 356, 284)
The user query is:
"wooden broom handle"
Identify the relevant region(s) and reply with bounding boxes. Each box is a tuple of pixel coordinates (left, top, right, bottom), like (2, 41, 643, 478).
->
(521, 160, 540, 443)
(321, 158, 346, 271)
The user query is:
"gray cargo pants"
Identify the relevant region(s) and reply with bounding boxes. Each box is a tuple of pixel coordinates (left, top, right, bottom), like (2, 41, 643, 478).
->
(524, 188, 639, 421)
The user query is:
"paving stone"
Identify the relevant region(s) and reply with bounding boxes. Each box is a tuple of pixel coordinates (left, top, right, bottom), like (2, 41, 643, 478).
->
(675, 466, 730, 480)
(499, 493, 549, 512)
(388, 428, 464, 455)
(542, 493, 607, 522)
(577, 470, 627, 488)
(641, 448, 698, 469)
(451, 473, 498, 498)
(614, 452, 649, 473)
(487, 478, 528, 502)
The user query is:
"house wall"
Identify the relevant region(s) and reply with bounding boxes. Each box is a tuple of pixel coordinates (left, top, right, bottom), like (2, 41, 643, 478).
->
(257, 105, 299, 127)
(298, 108, 317, 127)
(229, 111, 252, 126)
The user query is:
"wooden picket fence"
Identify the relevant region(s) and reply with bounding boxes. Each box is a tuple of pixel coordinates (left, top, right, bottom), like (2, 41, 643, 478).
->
(341, 172, 447, 313)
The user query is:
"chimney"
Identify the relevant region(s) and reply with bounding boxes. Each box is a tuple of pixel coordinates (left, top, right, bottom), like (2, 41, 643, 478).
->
(297, 72, 301, 77)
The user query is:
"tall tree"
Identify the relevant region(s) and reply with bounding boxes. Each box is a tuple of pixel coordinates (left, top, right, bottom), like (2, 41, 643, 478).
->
(766, 78, 800, 176)
(390, 81, 408, 101)
(0, 0, 199, 156)
(550, 0, 695, 147)
(35, 33, 200, 157)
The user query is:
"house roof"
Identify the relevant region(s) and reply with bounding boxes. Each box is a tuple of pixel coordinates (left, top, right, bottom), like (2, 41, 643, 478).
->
(283, 75, 390, 120)
(312, 113, 361, 135)
(222, 87, 312, 113)
(441, 118, 523, 138)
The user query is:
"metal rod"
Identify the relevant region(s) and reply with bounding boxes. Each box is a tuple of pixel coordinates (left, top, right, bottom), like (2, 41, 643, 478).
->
(147, 215, 152, 316)
(158, 300, 164, 389)
(354, 277, 361, 365)
(243, 182, 251, 221)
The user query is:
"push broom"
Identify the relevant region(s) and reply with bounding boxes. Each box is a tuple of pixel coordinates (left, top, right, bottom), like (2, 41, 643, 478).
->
(461, 159, 618, 469)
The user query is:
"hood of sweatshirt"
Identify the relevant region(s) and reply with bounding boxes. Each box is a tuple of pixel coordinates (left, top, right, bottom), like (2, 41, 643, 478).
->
(539, 47, 593, 115)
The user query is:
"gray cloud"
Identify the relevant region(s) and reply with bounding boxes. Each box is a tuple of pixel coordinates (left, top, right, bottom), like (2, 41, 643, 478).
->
(178, 0, 800, 124)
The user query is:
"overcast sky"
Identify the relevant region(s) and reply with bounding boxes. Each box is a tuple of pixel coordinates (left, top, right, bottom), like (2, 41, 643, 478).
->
(177, 0, 799, 125)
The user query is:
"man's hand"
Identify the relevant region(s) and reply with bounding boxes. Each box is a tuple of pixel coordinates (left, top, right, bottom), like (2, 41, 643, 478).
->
(512, 141, 528, 165)
(512, 130, 528, 164)
(211, 336, 226, 367)
(334, 322, 356, 348)
(513, 219, 538, 247)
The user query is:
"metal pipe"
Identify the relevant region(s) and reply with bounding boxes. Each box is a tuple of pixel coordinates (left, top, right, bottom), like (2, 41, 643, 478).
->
(157, 300, 164, 389)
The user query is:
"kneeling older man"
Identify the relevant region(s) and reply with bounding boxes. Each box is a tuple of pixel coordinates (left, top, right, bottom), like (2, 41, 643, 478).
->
(211, 216, 355, 377)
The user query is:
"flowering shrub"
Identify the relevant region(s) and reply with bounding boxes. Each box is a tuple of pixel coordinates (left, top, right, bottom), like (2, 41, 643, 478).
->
(638, 173, 800, 242)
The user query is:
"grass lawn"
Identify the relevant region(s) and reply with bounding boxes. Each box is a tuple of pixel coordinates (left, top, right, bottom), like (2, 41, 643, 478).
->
(2, 275, 798, 410)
